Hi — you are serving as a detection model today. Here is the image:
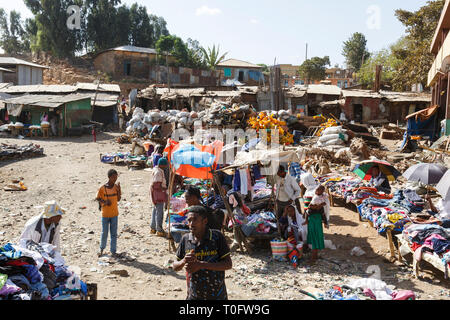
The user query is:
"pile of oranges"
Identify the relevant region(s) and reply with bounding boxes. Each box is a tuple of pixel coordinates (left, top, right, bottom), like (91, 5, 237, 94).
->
(248, 112, 294, 145)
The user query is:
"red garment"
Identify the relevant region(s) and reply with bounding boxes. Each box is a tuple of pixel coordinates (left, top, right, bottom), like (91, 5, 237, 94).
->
(5, 260, 31, 267)
(410, 242, 421, 252)
(242, 204, 251, 216)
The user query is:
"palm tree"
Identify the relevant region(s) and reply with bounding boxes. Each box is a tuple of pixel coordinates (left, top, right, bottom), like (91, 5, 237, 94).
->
(201, 44, 228, 71)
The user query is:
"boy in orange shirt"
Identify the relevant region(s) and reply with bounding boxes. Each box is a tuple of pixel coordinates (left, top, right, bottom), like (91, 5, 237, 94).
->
(96, 169, 121, 257)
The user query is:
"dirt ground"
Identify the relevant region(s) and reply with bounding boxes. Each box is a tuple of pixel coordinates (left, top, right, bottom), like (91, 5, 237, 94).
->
(0, 132, 449, 300)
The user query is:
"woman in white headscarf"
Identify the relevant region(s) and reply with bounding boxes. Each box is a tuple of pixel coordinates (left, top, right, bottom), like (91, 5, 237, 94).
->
(19, 201, 65, 251)
(300, 173, 319, 210)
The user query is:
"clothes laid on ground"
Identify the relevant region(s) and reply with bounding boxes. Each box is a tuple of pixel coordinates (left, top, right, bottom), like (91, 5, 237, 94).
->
(176, 229, 231, 300)
(0, 241, 88, 300)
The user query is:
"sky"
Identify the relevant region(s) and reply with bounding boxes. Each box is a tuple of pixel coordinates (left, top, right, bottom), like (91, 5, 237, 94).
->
(0, 0, 432, 67)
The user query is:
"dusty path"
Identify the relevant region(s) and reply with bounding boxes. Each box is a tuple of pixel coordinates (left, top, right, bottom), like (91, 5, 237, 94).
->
(0, 133, 449, 300)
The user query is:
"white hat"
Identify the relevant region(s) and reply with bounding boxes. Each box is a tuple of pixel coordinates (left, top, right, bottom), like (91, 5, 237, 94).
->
(42, 200, 66, 218)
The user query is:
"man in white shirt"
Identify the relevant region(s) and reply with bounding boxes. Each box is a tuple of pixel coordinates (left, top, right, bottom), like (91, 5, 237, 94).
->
(20, 200, 65, 252)
(275, 165, 301, 219)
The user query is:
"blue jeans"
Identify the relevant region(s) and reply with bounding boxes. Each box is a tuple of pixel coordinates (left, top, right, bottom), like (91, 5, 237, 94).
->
(100, 216, 118, 254)
(151, 203, 165, 232)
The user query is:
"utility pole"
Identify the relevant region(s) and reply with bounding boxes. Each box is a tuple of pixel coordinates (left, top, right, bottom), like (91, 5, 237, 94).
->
(305, 43, 309, 86)
(166, 52, 171, 93)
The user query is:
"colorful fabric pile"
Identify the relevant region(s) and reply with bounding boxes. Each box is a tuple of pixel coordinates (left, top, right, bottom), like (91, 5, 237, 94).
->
(239, 211, 278, 237)
(319, 278, 416, 301)
(0, 240, 88, 300)
(402, 224, 450, 276)
(357, 189, 425, 235)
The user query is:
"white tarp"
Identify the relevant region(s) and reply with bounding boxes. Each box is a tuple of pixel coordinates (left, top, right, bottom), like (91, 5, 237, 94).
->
(7, 104, 23, 116)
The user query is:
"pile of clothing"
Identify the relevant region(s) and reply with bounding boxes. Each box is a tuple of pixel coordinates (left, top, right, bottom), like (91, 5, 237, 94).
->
(319, 278, 416, 301)
(239, 211, 278, 237)
(0, 143, 44, 161)
(357, 189, 425, 235)
(402, 224, 450, 276)
(0, 240, 88, 300)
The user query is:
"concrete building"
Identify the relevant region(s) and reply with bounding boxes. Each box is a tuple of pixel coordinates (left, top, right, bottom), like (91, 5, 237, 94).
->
(217, 59, 264, 86)
(0, 57, 47, 85)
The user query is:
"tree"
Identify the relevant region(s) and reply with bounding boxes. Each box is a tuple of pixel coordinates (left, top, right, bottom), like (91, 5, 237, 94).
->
(186, 38, 206, 69)
(150, 15, 169, 43)
(258, 64, 269, 73)
(0, 9, 30, 54)
(129, 3, 153, 47)
(392, 0, 445, 91)
(24, 0, 84, 58)
(298, 56, 330, 84)
(357, 42, 404, 89)
(201, 45, 228, 71)
(342, 32, 370, 71)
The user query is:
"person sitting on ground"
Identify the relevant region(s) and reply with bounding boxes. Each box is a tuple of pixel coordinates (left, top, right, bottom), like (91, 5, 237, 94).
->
(96, 169, 122, 257)
(173, 206, 232, 301)
(279, 204, 307, 244)
(368, 166, 391, 194)
(20, 200, 65, 252)
(177, 186, 224, 231)
(149, 158, 169, 237)
(425, 195, 450, 228)
(303, 185, 329, 264)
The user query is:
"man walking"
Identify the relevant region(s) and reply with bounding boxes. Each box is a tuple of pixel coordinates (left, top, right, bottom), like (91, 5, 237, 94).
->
(173, 206, 232, 300)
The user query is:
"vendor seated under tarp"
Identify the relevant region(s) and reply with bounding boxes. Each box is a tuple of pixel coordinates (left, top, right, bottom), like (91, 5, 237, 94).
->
(369, 166, 391, 195)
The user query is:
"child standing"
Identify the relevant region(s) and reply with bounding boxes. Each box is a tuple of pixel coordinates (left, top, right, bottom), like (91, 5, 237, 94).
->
(96, 169, 122, 257)
(303, 185, 329, 264)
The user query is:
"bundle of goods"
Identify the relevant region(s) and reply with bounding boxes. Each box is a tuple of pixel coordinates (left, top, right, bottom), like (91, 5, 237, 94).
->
(236, 210, 278, 237)
(126, 102, 257, 135)
(316, 118, 338, 137)
(0, 143, 44, 161)
(317, 278, 416, 301)
(100, 152, 129, 164)
(401, 224, 450, 276)
(317, 126, 349, 149)
(0, 241, 93, 300)
(248, 111, 294, 145)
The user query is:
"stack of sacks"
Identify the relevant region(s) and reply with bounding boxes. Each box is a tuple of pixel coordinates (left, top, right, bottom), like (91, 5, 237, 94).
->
(317, 126, 349, 148)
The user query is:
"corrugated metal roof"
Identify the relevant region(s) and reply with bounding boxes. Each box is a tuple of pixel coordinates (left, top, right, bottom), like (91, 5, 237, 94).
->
(380, 91, 432, 103)
(342, 89, 382, 98)
(0, 57, 48, 69)
(319, 99, 345, 107)
(90, 92, 119, 107)
(218, 59, 262, 69)
(305, 84, 341, 96)
(0, 67, 13, 73)
(4, 93, 91, 108)
(0, 83, 12, 90)
(2, 84, 77, 94)
(76, 82, 121, 93)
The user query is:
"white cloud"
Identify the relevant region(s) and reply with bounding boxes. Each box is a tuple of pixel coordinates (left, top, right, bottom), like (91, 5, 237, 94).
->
(250, 19, 260, 24)
(196, 5, 222, 16)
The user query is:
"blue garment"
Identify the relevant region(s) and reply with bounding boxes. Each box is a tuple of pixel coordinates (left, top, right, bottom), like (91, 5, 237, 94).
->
(432, 239, 450, 255)
(289, 163, 303, 182)
(100, 216, 118, 254)
(153, 154, 163, 167)
(0, 243, 22, 259)
(30, 282, 49, 299)
(252, 165, 262, 180)
(233, 170, 241, 193)
(22, 265, 41, 284)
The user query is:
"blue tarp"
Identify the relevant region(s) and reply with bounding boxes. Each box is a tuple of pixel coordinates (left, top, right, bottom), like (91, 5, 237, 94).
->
(406, 114, 438, 141)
